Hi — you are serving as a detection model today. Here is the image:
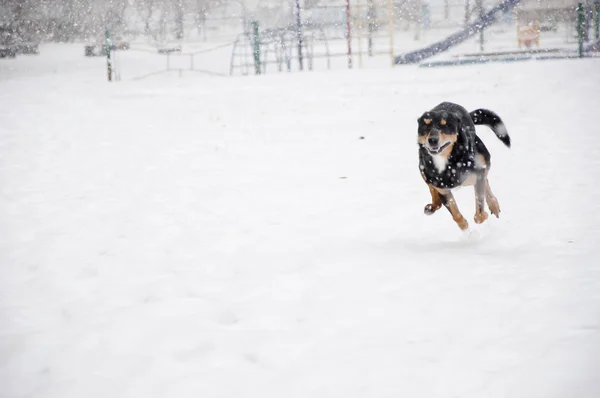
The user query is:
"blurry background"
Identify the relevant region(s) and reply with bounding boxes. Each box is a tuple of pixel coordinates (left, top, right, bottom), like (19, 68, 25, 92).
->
(1, 0, 598, 77)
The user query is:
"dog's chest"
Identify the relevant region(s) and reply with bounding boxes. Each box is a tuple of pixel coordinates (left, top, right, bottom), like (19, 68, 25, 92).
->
(431, 154, 449, 174)
(420, 151, 473, 189)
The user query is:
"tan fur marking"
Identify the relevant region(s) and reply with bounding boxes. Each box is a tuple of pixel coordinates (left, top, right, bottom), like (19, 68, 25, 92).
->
(420, 132, 457, 152)
(474, 153, 488, 170)
(424, 184, 442, 214)
(462, 174, 477, 186)
(485, 178, 501, 217)
(424, 118, 432, 125)
(474, 190, 489, 223)
(438, 132, 457, 144)
(440, 119, 446, 126)
(474, 211, 489, 224)
(461, 155, 488, 187)
(433, 188, 469, 230)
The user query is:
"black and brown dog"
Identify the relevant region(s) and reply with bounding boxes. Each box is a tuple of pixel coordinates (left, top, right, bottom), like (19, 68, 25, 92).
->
(417, 102, 511, 230)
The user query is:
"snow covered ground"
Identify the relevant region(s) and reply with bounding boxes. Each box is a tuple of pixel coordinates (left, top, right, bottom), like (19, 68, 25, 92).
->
(1, 45, 600, 398)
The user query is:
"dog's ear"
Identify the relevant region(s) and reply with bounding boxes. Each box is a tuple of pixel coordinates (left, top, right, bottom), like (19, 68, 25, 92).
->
(451, 112, 463, 133)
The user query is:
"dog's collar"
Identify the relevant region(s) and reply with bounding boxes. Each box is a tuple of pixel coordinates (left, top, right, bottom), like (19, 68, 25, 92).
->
(426, 142, 451, 155)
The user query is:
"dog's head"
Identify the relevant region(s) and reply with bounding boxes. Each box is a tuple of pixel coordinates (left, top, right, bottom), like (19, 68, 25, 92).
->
(417, 110, 462, 155)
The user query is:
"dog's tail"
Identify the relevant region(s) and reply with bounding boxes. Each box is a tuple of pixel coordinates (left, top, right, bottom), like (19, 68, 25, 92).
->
(469, 109, 511, 148)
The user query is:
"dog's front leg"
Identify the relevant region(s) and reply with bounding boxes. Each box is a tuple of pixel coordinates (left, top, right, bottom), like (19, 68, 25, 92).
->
(424, 184, 442, 215)
(438, 190, 469, 230)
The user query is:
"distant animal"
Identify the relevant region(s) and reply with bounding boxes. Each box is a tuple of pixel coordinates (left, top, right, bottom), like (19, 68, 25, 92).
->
(417, 102, 511, 230)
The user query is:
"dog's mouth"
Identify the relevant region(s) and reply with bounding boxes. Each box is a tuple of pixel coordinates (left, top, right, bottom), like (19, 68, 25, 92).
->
(426, 142, 452, 155)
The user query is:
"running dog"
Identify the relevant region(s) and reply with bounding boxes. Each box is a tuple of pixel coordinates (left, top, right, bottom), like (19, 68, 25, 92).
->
(417, 102, 511, 230)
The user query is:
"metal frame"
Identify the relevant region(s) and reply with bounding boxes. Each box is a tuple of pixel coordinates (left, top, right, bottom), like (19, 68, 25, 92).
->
(230, 26, 331, 75)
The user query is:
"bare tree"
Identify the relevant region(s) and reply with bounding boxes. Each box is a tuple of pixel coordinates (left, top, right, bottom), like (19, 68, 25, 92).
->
(1, 0, 224, 43)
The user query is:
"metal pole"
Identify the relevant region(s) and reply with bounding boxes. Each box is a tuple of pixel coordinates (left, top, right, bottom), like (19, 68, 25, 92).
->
(295, 0, 304, 71)
(584, 1, 590, 42)
(356, 0, 363, 68)
(595, 1, 600, 40)
(367, 0, 374, 56)
(464, 0, 470, 26)
(105, 29, 112, 82)
(415, 5, 421, 40)
(577, 2, 585, 57)
(477, 0, 484, 52)
(346, 0, 353, 68)
(252, 21, 261, 74)
(388, 0, 394, 67)
(243, 34, 248, 75)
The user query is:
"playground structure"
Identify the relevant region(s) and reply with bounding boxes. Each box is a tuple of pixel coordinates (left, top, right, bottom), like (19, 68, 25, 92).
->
(395, 0, 600, 66)
(229, 25, 332, 75)
(231, 0, 600, 74)
(229, 0, 423, 74)
(395, 0, 524, 64)
(101, 0, 600, 80)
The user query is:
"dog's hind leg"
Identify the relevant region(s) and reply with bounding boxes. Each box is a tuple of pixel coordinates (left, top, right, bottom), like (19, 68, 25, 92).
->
(438, 190, 469, 230)
(485, 177, 501, 218)
(472, 146, 496, 222)
(474, 173, 489, 224)
(424, 184, 442, 215)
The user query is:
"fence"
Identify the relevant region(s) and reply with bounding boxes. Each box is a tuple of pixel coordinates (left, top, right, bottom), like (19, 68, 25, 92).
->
(100, 1, 600, 80)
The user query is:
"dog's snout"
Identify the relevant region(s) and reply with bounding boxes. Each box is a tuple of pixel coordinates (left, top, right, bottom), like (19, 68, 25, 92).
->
(428, 135, 439, 146)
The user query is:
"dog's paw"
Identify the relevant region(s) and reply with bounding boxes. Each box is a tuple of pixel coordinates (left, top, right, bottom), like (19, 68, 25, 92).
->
(456, 218, 469, 230)
(474, 211, 489, 224)
(487, 198, 501, 218)
(424, 204, 438, 215)
(489, 206, 500, 218)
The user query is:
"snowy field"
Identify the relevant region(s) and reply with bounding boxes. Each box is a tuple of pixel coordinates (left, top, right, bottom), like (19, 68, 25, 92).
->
(1, 45, 600, 398)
